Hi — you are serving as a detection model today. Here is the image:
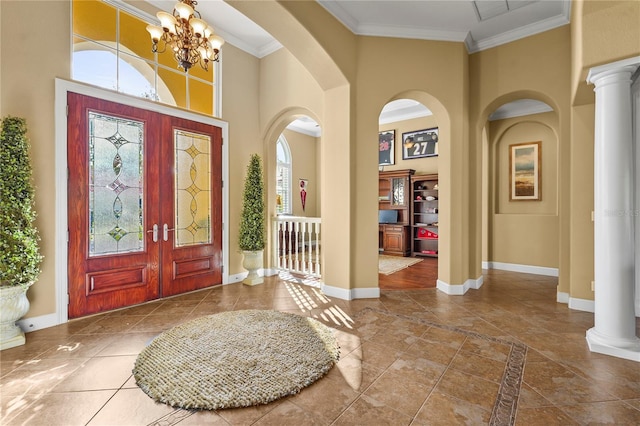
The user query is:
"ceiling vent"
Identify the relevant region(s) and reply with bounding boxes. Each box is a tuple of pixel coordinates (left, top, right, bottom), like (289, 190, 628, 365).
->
(473, 0, 538, 21)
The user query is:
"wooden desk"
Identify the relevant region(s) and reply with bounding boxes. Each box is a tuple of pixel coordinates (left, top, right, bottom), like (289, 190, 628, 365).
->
(379, 224, 410, 256)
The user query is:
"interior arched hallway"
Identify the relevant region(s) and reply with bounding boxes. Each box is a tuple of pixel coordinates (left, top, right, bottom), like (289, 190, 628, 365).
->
(478, 94, 561, 291)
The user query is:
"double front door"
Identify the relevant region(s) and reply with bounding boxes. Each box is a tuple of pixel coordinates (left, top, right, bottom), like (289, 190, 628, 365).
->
(67, 93, 222, 318)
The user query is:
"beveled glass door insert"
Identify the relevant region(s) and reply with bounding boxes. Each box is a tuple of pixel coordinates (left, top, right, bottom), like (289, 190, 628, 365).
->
(174, 129, 211, 247)
(88, 112, 144, 256)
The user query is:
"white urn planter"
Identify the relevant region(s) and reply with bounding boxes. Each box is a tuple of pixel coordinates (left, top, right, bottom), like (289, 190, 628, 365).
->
(0, 284, 32, 350)
(242, 250, 264, 286)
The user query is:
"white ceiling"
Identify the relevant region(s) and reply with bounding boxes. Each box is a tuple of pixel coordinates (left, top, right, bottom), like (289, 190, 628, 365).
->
(143, 0, 566, 135)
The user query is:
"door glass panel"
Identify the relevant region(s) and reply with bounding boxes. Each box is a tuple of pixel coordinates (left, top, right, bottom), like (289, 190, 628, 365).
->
(88, 112, 144, 256)
(392, 178, 405, 205)
(174, 129, 211, 247)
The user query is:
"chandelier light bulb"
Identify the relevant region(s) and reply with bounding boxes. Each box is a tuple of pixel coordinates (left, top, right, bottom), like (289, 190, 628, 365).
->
(156, 11, 177, 33)
(146, 25, 164, 42)
(204, 26, 214, 39)
(209, 35, 224, 50)
(189, 18, 207, 37)
(173, 2, 193, 20)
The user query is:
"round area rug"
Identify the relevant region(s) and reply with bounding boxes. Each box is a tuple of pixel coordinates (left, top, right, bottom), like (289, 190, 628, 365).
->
(132, 309, 340, 410)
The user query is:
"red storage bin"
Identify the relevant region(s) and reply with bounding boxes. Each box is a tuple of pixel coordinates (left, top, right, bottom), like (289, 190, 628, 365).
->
(417, 228, 438, 239)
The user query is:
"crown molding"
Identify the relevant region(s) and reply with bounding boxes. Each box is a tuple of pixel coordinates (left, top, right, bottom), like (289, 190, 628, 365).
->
(466, 13, 570, 53)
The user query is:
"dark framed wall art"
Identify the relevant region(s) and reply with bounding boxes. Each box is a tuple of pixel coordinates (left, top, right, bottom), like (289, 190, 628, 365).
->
(402, 127, 438, 160)
(379, 130, 395, 166)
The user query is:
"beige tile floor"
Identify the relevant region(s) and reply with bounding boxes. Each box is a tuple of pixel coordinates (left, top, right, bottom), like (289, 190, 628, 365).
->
(1, 269, 640, 425)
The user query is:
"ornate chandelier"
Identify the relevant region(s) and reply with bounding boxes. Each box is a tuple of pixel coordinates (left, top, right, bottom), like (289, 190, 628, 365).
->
(146, 0, 224, 72)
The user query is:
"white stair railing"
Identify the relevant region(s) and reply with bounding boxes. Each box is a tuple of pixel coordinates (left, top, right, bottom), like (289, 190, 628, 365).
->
(272, 216, 321, 277)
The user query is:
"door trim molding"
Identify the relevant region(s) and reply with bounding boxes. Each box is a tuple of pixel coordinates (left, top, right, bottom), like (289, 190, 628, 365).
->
(54, 78, 229, 324)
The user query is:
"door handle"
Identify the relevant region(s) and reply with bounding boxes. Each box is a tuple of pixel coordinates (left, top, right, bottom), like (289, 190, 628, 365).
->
(163, 223, 175, 242)
(146, 224, 158, 242)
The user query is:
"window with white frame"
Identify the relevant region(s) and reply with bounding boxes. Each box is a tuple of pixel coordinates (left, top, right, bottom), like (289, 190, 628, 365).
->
(71, 0, 220, 117)
(276, 136, 292, 215)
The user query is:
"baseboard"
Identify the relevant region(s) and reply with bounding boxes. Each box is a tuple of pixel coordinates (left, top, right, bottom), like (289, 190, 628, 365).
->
(263, 268, 279, 277)
(556, 292, 594, 313)
(321, 284, 352, 300)
(436, 276, 483, 295)
(351, 287, 381, 299)
(568, 297, 595, 313)
(319, 284, 380, 301)
(226, 272, 247, 284)
(483, 261, 558, 277)
(17, 313, 61, 334)
(556, 291, 570, 304)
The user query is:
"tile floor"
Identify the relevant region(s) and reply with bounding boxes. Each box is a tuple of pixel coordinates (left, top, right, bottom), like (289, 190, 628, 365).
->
(1, 269, 640, 425)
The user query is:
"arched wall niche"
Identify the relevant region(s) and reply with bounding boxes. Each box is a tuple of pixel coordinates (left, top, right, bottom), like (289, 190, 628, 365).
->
(479, 91, 561, 275)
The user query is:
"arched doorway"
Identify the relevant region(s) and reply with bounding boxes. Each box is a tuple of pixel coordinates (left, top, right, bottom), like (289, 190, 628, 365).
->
(377, 98, 439, 290)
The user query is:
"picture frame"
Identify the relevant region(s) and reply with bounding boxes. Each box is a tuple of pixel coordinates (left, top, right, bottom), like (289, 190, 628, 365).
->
(379, 130, 395, 166)
(402, 127, 438, 160)
(509, 141, 541, 201)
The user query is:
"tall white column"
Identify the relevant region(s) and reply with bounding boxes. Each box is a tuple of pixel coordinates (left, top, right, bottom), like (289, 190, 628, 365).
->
(586, 59, 640, 362)
(633, 75, 640, 318)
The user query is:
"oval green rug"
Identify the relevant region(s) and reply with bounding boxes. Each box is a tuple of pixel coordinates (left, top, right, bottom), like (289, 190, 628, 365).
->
(133, 309, 340, 410)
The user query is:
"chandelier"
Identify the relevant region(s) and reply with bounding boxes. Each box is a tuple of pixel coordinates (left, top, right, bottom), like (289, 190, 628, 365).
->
(146, 0, 225, 72)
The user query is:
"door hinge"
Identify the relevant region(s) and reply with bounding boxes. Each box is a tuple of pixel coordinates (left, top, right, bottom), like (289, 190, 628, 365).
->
(66, 104, 69, 117)
(66, 293, 70, 305)
(221, 265, 224, 274)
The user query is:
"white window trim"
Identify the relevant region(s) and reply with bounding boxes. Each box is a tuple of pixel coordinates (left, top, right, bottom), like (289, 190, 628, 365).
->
(276, 135, 292, 215)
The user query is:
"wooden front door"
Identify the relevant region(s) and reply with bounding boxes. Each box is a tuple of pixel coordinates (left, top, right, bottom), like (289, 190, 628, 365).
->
(67, 93, 222, 318)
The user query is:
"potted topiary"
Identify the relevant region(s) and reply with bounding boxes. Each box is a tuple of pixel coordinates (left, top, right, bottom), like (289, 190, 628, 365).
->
(238, 153, 265, 285)
(0, 116, 43, 350)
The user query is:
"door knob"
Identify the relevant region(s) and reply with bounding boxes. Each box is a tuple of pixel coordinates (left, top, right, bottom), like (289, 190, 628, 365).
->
(163, 223, 175, 241)
(146, 224, 158, 242)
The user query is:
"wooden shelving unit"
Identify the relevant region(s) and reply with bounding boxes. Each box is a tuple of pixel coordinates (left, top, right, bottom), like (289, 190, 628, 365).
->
(378, 169, 414, 256)
(411, 174, 439, 257)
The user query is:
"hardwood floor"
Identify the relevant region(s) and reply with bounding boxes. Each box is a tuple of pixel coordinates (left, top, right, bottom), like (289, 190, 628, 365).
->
(379, 255, 437, 290)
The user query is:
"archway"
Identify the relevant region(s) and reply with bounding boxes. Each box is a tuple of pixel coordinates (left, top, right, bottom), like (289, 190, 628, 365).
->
(377, 98, 439, 289)
(263, 109, 323, 277)
(478, 95, 561, 281)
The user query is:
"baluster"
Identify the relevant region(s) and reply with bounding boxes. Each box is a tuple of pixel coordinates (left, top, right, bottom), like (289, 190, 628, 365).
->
(300, 221, 307, 273)
(314, 222, 321, 276)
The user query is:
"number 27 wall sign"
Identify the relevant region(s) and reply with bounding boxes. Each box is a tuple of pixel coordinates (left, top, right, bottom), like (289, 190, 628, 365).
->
(402, 127, 438, 160)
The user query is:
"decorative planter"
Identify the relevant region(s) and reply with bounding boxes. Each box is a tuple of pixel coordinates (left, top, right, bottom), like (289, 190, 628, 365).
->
(0, 284, 31, 350)
(242, 250, 264, 286)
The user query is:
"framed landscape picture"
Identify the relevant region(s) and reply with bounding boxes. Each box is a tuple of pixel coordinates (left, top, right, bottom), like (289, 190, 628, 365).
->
(509, 141, 541, 201)
(379, 130, 395, 166)
(402, 127, 438, 160)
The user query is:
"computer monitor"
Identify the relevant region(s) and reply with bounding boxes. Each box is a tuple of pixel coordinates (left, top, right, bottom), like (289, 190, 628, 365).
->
(378, 209, 398, 224)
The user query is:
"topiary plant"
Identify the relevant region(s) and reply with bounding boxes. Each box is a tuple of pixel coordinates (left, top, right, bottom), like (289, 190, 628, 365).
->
(0, 116, 43, 287)
(238, 154, 265, 252)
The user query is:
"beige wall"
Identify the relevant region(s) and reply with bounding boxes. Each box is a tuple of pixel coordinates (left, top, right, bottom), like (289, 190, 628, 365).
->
(469, 26, 571, 292)
(569, 103, 596, 300)
(221, 44, 262, 276)
(355, 36, 469, 287)
(567, 0, 640, 301)
(1, 1, 71, 317)
(282, 129, 319, 217)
